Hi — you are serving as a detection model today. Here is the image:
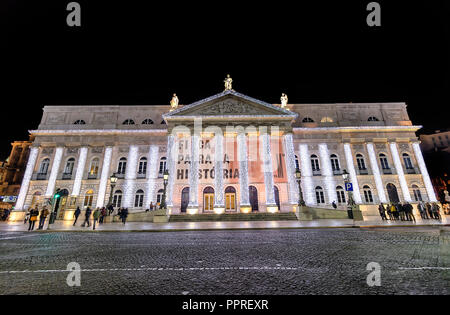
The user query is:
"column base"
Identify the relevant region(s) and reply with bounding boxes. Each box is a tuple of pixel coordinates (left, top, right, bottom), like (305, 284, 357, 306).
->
(153, 208, 170, 223)
(351, 204, 364, 221)
(239, 204, 252, 214)
(186, 205, 199, 215)
(297, 206, 313, 221)
(266, 204, 279, 213)
(8, 211, 27, 222)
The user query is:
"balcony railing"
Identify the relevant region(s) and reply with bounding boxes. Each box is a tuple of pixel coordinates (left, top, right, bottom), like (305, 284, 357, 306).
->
(382, 168, 392, 175)
(312, 170, 321, 176)
(358, 168, 369, 175)
(333, 169, 342, 176)
(62, 173, 72, 180)
(87, 173, 98, 180)
(405, 167, 418, 174)
(36, 173, 48, 180)
(116, 172, 125, 179)
(137, 173, 146, 179)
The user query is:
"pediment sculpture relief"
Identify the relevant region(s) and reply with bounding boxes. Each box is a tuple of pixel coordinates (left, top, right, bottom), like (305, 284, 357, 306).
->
(199, 101, 261, 115)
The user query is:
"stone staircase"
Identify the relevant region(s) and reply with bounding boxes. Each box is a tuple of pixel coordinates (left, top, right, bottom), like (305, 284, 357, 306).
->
(169, 212, 298, 222)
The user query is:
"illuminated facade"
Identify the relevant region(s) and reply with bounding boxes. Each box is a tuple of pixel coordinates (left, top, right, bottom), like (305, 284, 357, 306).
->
(12, 87, 437, 220)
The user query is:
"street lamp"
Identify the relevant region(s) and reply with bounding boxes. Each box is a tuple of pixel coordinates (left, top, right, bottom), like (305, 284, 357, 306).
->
(342, 169, 355, 219)
(159, 169, 169, 210)
(295, 168, 306, 207)
(107, 173, 118, 215)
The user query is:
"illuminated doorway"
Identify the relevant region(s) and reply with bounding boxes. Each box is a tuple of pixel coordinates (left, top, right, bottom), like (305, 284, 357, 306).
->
(203, 186, 214, 212)
(181, 187, 189, 213)
(55, 189, 69, 219)
(249, 186, 258, 212)
(225, 186, 236, 211)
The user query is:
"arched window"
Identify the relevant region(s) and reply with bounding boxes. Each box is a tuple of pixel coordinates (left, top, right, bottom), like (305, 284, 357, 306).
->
(311, 154, 320, 172)
(117, 157, 127, 174)
(379, 153, 389, 169)
(294, 155, 300, 170)
(142, 119, 154, 125)
(39, 158, 50, 175)
(89, 158, 100, 178)
(156, 189, 164, 204)
(368, 116, 380, 122)
(402, 153, 414, 169)
(122, 119, 135, 125)
(330, 154, 340, 171)
(302, 117, 315, 123)
(336, 186, 346, 204)
(134, 189, 144, 207)
(412, 184, 422, 202)
(225, 186, 236, 211)
(74, 119, 86, 125)
(113, 190, 122, 208)
(138, 157, 147, 175)
(159, 157, 167, 176)
(315, 186, 325, 204)
(356, 154, 366, 170)
(363, 185, 374, 203)
(203, 186, 214, 211)
(83, 189, 94, 207)
(161, 120, 166, 125)
(64, 158, 75, 175)
(321, 117, 333, 123)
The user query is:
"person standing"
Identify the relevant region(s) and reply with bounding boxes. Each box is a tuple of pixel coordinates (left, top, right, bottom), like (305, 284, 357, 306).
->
(426, 203, 433, 220)
(73, 206, 81, 226)
(82, 207, 92, 227)
(432, 203, 441, 221)
(378, 203, 387, 221)
(92, 208, 100, 230)
(28, 208, 38, 231)
(99, 207, 106, 224)
(405, 202, 415, 222)
(149, 202, 154, 211)
(121, 208, 128, 224)
(38, 207, 50, 230)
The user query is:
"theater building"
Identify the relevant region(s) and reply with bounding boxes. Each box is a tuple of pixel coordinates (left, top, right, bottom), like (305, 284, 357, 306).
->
(11, 78, 437, 221)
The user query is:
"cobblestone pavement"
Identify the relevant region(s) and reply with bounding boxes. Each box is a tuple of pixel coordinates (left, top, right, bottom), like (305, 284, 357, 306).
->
(0, 227, 449, 295)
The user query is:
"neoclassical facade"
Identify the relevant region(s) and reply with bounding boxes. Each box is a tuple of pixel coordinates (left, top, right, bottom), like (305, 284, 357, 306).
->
(12, 86, 437, 220)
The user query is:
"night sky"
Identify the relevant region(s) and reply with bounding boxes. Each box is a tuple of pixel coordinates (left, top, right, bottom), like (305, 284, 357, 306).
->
(3, 1, 449, 159)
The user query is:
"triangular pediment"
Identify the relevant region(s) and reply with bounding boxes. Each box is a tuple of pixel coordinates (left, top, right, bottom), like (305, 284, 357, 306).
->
(163, 90, 297, 120)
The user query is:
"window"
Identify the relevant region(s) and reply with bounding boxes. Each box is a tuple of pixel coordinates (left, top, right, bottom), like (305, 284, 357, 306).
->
(330, 154, 340, 171)
(225, 186, 236, 211)
(117, 157, 127, 174)
(138, 157, 147, 174)
(356, 154, 366, 170)
(89, 158, 100, 177)
(294, 155, 300, 170)
(321, 117, 333, 123)
(402, 153, 414, 169)
(412, 185, 422, 202)
(142, 119, 154, 125)
(159, 157, 167, 176)
(315, 186, 325, 204)
(161, 120, 166, 125)
(203, 187, 214, 211)
(64, 158, 75, 175)
(379, 153, 389, 169)
(74, 120, 86, 125)
(122, 119, 135, 125)
(156, 189, 164, 204)
(302, 117, 314, 123)
(134, 189, 144, 207)
(336, 186, 346, 203)
(311, 155, 320, 171)
(39, 158, 50, 174)
(113, 190, 122, 208)
(363, 185, 374, 203)
(84, 189, 94, 207)
(368, 116, 380, 121)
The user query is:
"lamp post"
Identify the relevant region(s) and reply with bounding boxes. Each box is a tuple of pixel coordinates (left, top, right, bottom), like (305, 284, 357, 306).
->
(159, 169, 169, 210)
(342, 169, 355, 219)
(295, 168, 306, 207)
(107, 173, 118, 215)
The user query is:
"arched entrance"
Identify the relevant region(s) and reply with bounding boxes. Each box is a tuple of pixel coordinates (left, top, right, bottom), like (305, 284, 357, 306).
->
(31, 191, 42, 208)
(203, 186, 214, 212)
(180, 187, 189, 213)
(249, 186, 258, 212)
(225, 186, 236, 211)
(55, 189, 69, 219)
(386, 183, 400, 203)
(274, 186, 280, 209)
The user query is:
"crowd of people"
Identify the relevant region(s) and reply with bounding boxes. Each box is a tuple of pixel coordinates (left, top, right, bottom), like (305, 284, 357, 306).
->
(378, 201, 442, 221)
(74, 206, 129, 230)
(24, 205, 50, 231)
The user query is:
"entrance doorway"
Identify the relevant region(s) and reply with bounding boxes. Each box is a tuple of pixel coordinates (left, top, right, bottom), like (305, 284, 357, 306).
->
(203, 187, 214, 212)
(181, 187, 189, 213)
(274, 186, 280, 209)
(249, 186, 258, 212)
(386, 183, 400, 203)
(54, 189, 69, 219)
(225, 186, 236, 211)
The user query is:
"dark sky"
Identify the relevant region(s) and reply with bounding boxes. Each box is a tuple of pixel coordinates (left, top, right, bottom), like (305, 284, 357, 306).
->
(3, 0, 449, 159)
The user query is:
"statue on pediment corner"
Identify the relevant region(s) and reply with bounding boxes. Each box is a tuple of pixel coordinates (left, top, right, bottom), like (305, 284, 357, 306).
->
(280, 93, 288, 109)
(224, 74, 233, 91)
(170, 93, 179, 111)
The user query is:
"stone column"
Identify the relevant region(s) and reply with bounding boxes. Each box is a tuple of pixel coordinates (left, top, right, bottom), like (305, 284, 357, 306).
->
(145, 145, 159, 207)
(283, 133, 299, 207)
(412, 141, 437, 202)
(213, 133, 225, 211)
(389, 142, 412, 202)
(45, 147, 64, 197)
(237, 132, 251, 212)
(71, 147, 88, 197)
(318, 143, 337, 204)
(95, 146, 112, 208)
(187, 134, 200, 213)
(261, 133, 277, 212)
(14, 146, 39, 210)
(123, 145, 139, 208)
(366, 143, 388, 203)
(299, 143, 315, 205)
(343, 143, 362, 203)
(166, 135, 176, 208)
